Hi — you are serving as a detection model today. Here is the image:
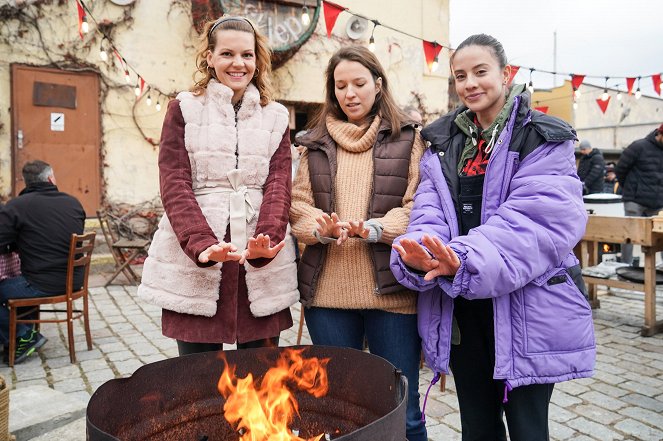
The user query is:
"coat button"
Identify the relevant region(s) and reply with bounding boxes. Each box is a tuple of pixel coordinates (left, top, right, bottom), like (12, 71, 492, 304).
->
(438, 151, 445, 157)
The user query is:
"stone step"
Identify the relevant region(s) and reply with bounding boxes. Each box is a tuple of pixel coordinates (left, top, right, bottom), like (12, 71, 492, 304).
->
(9, 386, 87, 441)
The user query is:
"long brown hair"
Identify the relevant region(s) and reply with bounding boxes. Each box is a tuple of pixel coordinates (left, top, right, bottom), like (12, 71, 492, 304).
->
(308, 45, 408, 138)
(191, 16, 273, 106)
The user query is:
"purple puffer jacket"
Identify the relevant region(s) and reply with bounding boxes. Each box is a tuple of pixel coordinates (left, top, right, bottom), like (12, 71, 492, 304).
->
(391, 96, 595, 389)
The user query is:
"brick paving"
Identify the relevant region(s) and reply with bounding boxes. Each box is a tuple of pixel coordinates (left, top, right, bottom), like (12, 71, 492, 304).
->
(3, 276, 663, 440)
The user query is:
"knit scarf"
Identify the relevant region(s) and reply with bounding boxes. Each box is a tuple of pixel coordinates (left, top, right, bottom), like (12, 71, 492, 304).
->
(326, 115, 382, 153)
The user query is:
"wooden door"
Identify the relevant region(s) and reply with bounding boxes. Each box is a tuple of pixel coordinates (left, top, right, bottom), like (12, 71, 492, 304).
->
(10, 65, 101, 216)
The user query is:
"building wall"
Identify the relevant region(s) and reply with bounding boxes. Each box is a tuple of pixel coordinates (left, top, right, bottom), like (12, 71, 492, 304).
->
(0, 0, 449, 205)
(533, 80, 662, 151)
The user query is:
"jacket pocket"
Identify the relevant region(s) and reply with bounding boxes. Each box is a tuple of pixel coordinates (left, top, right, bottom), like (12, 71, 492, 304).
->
(520, 267, 594, 354)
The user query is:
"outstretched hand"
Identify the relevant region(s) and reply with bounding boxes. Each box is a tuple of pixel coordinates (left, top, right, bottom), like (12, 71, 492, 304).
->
(346, 220, 370, 239)
(315, 212, 349, 245)
(241, 234, 285, 264)
(393, 235, 460, 281)
(198, 242, 242, 264)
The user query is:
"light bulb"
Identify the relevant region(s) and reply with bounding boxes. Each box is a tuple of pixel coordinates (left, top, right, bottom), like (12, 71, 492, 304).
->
(573, 101, 578, 110)
(301, 6, 310, 26)
(616, 91, 622, 101)
(368, 36, 375, 53)
(81, 18, 89, 34)
(574, 88, 581, 99)
(124, 70, 131, 84)
(135, 85, 141, 97)
(635, 88, 642, 99)
(601, 89, 609, 101)
(527, 81, 534, 94)
(156, 101, 161, 111)
(431, 56, 439, 72)
(99, 49, 108, 62)
(146, 95, 152, 106)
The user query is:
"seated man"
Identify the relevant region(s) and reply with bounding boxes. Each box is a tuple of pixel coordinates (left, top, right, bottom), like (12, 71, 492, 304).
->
(0, 160, 85, 364)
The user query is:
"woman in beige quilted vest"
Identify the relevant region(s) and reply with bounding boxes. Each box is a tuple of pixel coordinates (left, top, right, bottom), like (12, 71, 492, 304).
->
(138, 16, 298, 355)
(289, 46, 427, 441)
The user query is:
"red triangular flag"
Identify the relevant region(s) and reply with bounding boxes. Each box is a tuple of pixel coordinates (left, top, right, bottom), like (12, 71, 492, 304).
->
(571, 74, 585, 90)
(652, 74, 662, 96)
(76, 1, 85, 40)
(140, 77, 146, 95)
(626, 77, 636, 95)
(322, 1, 346, 38)
(534, 106, 549, 114)
(422, 40, 443, 71)
(507, 65, 520, 86)
(596, 96, 611, 114)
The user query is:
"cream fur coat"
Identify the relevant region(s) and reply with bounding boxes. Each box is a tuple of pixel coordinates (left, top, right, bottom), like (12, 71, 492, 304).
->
(138, 81, 299, 318)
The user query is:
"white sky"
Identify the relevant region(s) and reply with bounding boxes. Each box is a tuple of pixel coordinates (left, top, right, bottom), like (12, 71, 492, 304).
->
(449, 0, 663, 96)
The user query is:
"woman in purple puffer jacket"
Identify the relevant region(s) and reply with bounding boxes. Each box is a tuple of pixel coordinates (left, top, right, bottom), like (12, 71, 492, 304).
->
(391, 34, 595, 440)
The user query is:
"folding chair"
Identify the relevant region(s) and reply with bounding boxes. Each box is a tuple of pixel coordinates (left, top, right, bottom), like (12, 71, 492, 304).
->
(8, 232, 96, 366)
(97, 209, 150, 287)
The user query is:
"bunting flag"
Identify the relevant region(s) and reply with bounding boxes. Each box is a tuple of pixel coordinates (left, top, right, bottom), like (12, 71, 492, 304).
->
(507, 65, 520, 86)
(596, 96, 611, 114)
(322, 0, 346, 38)
(422, 40, 443, 71)
(653, 74, 662, 96)
(571, 74, 585, 90)
(139, 77, 145, 96)
(626, 77, 636, 95)
(534, 106, 549, 114)
(76, 1, 85, 40)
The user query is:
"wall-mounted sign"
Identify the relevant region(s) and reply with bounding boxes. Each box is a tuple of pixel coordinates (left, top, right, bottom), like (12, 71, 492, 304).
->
(51, 113, 65, 131)
(191, 0, 321, 68)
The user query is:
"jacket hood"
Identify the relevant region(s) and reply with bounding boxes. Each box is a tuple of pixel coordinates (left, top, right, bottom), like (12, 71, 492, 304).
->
(422, 86, 535, 149)
(646, 130, 663, 149)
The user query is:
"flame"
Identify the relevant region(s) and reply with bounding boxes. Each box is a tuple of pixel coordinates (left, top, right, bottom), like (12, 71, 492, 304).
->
(218, 348, 330, 441)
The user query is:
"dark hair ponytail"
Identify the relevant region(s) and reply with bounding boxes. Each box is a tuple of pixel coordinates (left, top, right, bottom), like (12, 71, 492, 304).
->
(450, 34, 508, 68)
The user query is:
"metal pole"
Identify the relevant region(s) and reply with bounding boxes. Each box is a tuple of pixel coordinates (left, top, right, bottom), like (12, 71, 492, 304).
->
(553, 30, 557, 87)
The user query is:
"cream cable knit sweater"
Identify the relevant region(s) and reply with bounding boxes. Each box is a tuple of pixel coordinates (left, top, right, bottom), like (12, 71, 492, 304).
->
(291, 116, 425, 314)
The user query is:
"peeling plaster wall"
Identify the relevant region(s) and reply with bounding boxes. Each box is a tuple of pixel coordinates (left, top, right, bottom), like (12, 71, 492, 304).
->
(0, 0, 449, 205)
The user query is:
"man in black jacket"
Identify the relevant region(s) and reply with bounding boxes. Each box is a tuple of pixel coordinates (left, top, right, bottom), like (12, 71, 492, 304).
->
(0, 160, 85, 364)
(615, 124, 663, 265)
(577, 139, 606, 194)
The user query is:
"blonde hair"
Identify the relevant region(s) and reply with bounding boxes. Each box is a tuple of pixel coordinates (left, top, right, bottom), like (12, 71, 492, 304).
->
(191, 16, 273, 106)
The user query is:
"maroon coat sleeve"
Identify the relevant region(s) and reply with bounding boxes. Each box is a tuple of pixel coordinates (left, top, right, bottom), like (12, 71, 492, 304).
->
(247, 127, 292, 268)
(158, 99, 218, 267)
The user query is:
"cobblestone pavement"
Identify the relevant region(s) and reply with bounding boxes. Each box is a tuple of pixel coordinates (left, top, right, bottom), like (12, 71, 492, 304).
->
(3, 281, 663, 440)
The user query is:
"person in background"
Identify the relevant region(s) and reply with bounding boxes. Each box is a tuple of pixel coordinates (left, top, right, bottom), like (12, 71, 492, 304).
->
(0, 160, 85, 364)
(138, 16, 298, 356)
(403, 105, 423, 127)
(602, 162, 621, 194)
(615, 123, 663, 265)
(290, 46, 427, 441)
(577, 139, 605, 195)
(391, 34, 595, 440)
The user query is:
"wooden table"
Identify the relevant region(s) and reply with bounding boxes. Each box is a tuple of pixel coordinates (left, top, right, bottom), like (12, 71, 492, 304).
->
(579, 214, 663, 336)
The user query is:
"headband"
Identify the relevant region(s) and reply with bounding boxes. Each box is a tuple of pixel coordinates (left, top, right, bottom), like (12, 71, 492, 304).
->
(209, 16, 255, 37)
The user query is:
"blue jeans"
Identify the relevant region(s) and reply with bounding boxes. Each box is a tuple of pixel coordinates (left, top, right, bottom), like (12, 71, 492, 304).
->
(0, 276, 48, 344)
(304, 307, 427, 441)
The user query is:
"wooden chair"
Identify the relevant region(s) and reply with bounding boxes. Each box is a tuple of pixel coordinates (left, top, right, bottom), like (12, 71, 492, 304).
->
(8, 232, 96, 366)
(97, 209, 150, 287)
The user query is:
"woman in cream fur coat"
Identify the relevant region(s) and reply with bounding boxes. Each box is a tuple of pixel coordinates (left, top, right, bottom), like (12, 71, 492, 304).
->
(138, 16, 298, 355)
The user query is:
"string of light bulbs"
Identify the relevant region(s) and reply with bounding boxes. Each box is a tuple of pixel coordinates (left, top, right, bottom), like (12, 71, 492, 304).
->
(76, 0, 171, 116)
(321, 0, 662, 102)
